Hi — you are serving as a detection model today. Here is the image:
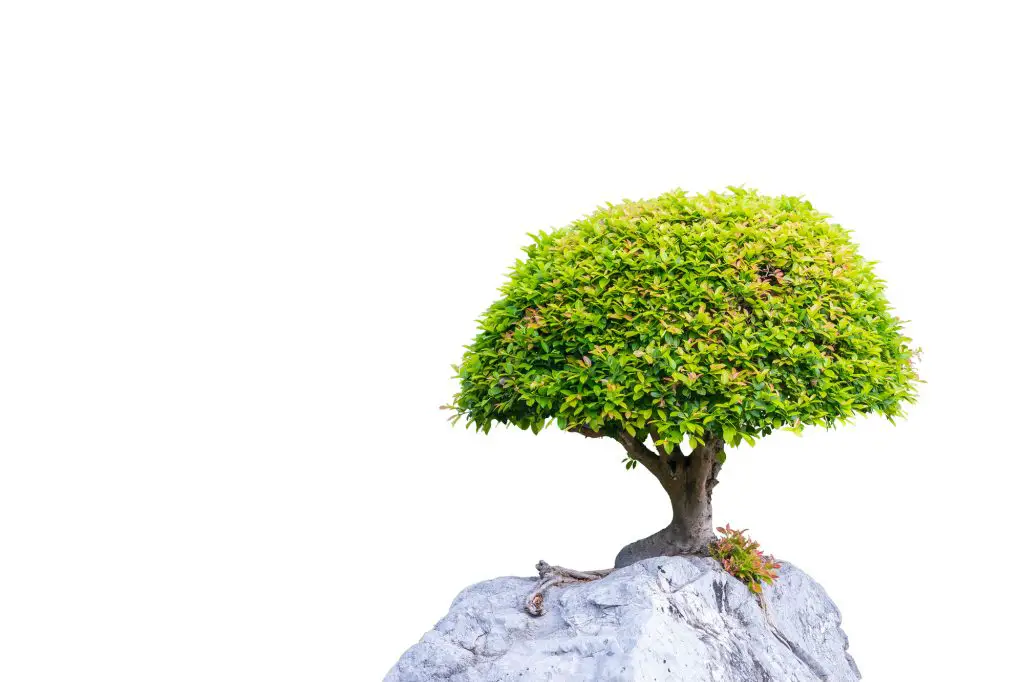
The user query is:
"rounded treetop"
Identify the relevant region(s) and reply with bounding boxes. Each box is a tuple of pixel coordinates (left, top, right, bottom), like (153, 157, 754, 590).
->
(451, 187, 918, 453)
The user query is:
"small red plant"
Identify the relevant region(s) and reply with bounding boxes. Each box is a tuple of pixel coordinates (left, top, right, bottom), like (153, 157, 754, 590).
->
(709, 524, 782, 594)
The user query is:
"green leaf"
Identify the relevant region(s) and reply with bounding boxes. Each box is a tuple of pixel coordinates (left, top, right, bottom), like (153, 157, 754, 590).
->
(722, 425, 737, 444)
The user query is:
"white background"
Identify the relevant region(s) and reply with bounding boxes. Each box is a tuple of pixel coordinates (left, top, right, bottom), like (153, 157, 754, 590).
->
(2, 2, 1022, 680)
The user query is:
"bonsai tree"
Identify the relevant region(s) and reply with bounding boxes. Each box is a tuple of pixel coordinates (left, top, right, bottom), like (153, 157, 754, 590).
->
(448, 187, 918, 569)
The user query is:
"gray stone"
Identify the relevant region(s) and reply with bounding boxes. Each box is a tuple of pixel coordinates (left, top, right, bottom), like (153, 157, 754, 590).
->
(385, 556, 860, 681)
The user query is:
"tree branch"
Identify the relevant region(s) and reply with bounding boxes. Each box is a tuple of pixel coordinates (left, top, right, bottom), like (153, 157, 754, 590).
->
(567, 425, 603, 439)
(611, 431, 660, 467)
(647, 425, 676, 459)
(569, 421, 655, 458)
(568, 425, 662, 472)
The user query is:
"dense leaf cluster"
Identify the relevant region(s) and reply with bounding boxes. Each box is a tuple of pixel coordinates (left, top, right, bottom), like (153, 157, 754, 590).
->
(709, 524, 781, 594)
(451, 187, 918, 454)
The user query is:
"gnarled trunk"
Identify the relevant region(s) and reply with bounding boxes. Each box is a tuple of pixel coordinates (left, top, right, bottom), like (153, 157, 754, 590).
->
(613, 435, 723, 568)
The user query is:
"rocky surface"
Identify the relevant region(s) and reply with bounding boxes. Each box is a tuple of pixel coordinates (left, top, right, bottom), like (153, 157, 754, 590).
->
(385, 555, 860, 681)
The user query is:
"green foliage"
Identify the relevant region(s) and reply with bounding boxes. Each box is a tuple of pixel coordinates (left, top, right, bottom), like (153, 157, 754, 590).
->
(450, 187, 919, 452)
(709, 524, 780, 594)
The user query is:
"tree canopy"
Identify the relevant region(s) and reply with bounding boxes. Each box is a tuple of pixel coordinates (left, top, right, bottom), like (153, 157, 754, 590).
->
(450, 187, 918, 456)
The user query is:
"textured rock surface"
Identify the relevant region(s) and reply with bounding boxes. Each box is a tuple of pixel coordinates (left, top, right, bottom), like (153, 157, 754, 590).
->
(386, 556, 859, 681)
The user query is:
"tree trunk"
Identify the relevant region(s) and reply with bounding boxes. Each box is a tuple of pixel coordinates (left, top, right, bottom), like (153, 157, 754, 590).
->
(613, 436, 724, 568)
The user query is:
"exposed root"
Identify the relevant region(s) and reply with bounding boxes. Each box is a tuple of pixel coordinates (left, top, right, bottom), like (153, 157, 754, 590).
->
(525, 560, 614, 616)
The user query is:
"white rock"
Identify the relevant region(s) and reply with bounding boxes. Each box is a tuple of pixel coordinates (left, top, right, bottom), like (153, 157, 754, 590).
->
(386, 556, 859, 681)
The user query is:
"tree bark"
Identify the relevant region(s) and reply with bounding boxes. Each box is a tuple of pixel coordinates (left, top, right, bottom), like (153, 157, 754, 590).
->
(612, 432, 724, 568)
